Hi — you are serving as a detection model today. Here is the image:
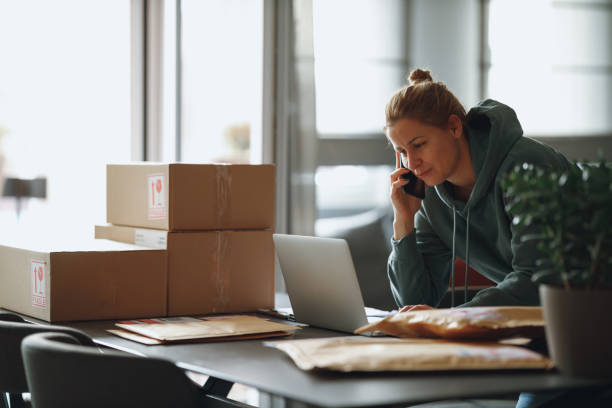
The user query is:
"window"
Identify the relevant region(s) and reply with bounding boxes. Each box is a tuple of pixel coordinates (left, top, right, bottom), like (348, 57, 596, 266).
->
(166, 0, 265, 164)
(0, 0, 131, 238)
(309, 0, 406, 224)
(313, 0, 407, 136)
(486, 0, 612, 136)
(315, 165, 392, 219)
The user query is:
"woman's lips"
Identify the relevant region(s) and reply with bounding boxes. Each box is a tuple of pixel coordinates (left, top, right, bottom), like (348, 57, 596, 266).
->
(416, 169, 431, 179)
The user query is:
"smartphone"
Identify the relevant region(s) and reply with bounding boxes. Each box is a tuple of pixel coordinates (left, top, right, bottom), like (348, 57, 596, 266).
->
(400, 162, 426, 199)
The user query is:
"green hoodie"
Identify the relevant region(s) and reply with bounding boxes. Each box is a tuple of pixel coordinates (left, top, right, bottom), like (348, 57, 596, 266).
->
(387, 99, 573, 308)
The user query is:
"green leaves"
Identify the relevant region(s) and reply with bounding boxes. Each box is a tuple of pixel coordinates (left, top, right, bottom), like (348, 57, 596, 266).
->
(503, 159, 612, 289)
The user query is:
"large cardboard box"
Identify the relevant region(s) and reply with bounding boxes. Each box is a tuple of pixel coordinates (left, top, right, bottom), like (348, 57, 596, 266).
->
(95, 224, 274, 316)
(0, 239, 167, 322)
(107, 163, 275, 231)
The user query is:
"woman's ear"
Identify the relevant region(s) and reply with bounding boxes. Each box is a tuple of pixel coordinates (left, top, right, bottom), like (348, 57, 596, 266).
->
(448, 114, 463, 139)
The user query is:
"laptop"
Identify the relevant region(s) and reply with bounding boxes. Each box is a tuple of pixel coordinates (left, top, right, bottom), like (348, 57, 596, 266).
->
(272, 233, 391, 334)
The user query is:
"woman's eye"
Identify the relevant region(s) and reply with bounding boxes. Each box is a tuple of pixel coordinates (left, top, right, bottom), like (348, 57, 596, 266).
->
(414, 142, 425, 149)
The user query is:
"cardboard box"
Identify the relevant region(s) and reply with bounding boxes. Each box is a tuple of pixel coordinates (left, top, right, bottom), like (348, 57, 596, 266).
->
(0, 239, 167, 322)
(95, 224, 274, 316)
(106, 163, 275, 231)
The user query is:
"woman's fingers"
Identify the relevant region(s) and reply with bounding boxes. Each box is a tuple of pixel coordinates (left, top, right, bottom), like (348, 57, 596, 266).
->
(389, 161, 422, 224)
(391, 152, 410, 182)
(390, 177, 409, 198)
(390, 167, 409, 183)
(399, 304, 435, 313)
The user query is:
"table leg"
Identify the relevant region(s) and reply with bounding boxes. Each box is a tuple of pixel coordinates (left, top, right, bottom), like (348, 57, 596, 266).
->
(203, 377, 234, 397)
(201, 377, 251, 407)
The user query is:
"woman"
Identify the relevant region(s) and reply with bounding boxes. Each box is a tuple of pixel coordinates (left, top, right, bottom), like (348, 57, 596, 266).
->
(386, 68, 572, 310)
(385, 69, 580, 408)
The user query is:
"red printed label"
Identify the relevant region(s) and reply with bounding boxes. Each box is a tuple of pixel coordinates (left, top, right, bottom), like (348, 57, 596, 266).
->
(31, 260, 47, 309)
(147, 174, 167, 219)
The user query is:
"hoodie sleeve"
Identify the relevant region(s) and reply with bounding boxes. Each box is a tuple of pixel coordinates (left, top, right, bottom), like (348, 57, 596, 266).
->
(387, 209, 452, 308)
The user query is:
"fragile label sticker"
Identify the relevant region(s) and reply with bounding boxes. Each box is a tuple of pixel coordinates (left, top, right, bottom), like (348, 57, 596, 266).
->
(31, 260, 47, 309)
(135, 228, 167, 249)
(147, 174, 167, 219)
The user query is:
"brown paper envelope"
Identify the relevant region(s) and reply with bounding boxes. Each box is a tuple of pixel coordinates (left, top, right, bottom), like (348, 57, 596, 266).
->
(115, 315, 300, 342)
(108, 328, 294, 345)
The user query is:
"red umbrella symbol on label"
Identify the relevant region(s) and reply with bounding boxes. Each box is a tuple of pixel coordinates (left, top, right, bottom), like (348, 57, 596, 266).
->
(155, 179, 162, 206)
(38, 266, 44, 293)
(34, 265, 43, 294)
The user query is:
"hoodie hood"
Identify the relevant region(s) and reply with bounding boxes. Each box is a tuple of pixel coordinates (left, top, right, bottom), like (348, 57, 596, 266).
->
(431, 99, 524, 306)
(434, 99, 523, 214)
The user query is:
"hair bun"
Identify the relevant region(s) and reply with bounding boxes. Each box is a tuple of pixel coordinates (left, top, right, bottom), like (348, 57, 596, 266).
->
(408, 68, 433, 85)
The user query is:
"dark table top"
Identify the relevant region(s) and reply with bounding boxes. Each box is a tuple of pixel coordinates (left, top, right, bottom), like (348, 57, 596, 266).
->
(53, 316, 612, 408)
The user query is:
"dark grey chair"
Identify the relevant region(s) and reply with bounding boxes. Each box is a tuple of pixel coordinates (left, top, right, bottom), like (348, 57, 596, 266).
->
(22, 332, 205, 408)
(0, 315, 94, 408)
(0, 312, 26, 408)
(0, 312, 24, 408)
(0, 311, 25, 323)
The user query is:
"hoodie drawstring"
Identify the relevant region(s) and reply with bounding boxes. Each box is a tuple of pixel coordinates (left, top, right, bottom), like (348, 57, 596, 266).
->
(464, 208, 471, 304)
(451, 205, 456, 307)
(450, 206, 471, 308)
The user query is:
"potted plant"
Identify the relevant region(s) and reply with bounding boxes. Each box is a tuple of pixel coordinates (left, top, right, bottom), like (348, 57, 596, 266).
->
(503, 159, 612, 377)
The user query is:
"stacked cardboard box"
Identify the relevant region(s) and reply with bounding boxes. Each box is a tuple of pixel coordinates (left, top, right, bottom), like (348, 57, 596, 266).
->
(0, 238, 167, 322)
(0, 163, 275, 322)
(98, 163, 276, 316)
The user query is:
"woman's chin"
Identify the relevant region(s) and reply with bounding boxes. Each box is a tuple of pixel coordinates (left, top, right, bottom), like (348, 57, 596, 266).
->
(423, 176, 443, 187)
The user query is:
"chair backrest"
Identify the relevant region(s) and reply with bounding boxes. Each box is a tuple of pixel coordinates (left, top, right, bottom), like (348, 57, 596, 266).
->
(0, 312, 25, 323)
(22, 332, 204, 408)
(0, 319, 94, 393)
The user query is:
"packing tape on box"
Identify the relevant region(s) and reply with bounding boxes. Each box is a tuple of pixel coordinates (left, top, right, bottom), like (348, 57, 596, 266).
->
(212, 231, 231, 313)
(216, 166, 231, 226)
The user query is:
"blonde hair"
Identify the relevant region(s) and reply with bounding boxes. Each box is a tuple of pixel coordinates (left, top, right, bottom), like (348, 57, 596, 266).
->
(385, 68, 466, 129)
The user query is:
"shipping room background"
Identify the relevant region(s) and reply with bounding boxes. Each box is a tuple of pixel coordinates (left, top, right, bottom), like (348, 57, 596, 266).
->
(0, 0, 611, 302)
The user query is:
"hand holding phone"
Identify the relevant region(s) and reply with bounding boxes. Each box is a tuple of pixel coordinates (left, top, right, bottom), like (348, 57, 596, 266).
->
(400, 162, 426, 199)
(391, 152, 423, 240)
